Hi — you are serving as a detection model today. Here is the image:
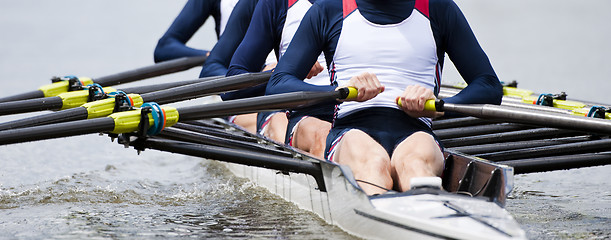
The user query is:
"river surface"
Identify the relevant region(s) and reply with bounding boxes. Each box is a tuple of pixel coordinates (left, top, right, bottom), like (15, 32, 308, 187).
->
(0, 0, 609, 239)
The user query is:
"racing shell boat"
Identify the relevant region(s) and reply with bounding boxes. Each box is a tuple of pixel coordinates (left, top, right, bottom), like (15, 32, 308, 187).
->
(3, 77, 608, 239)
(169, 118, 528, 240)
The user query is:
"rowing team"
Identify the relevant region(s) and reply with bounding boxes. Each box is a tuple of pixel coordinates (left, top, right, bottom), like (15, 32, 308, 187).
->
(154, 0, 502, 195)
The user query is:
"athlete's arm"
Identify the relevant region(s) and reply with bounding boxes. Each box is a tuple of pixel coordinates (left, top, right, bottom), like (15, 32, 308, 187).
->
(154, 0, 215, 63)
(227, 0, 282, 76)
(200, 0, 260, 77)
(431, 0, 503, 105)
(267, 2, 337, 95)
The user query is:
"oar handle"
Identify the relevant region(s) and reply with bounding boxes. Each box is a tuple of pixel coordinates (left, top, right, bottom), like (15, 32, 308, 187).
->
(39, 77, 94, 97)
(338, 87, 359, 100)
(395, 97, 445, 112)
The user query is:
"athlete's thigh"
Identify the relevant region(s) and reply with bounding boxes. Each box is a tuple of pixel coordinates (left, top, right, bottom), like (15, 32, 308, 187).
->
(392, 132, 444, 171)
(332, 129, 389, 165)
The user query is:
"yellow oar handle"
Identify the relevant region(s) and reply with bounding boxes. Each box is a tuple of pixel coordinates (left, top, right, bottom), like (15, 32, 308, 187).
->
(340, 87, 384, 100)
(38, 77, 94, 97)
(81, 94, 144, 119)
(395, 97, 441, 112)
(424, 99, 437, 111)
(108, 106, 179, 134)
(346, 87, 359, 100)
(58, 87, 117, 110)
(336, 87, 359, 100)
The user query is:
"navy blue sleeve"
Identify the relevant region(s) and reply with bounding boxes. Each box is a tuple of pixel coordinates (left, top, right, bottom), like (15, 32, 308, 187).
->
(269, 0, 501, 106)
(226, 0, 284, 76)
(430, 0, 502, 105)
(267, 1, 339, 95)
(200, 0, 260, 77)
(154, 0, 219, 63)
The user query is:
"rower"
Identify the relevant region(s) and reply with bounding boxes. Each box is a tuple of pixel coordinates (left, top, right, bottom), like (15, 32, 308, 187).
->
(156, 0, 270, 134)
(199, 0, 268, 133)
(226, 0, 332, 155)
(154, 0, 239, 63)
(267, 0, 503, 195)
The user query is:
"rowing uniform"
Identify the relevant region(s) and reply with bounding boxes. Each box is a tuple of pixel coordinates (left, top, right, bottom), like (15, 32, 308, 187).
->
(266, 0, 503, 159)
(226, 0, 333, 142)
(154, 0, 239, 63)
(200, 0, 262, 78)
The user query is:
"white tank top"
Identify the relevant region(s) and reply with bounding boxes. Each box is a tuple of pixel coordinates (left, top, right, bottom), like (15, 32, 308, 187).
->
(219, 0, 240, 36)
(332, 0, 439, 121)
(279, 0, 330, 86)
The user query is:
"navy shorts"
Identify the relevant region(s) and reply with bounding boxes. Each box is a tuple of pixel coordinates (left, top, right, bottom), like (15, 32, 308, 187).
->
(325, 107, 442, 161)
(285, 105, 334, 145)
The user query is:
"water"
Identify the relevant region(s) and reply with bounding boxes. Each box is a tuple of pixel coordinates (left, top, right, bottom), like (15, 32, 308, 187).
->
(0, 0, 609, 239)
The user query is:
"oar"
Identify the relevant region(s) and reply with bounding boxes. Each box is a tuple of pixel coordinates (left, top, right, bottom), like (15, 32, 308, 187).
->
(421, 99, 611, 135)
(136, 138, 327, 191)
(433, 123, 532, 139)
(441, 128, 580, 148)
(158, 127, 293, 157)
(0, 73, 268, 130)
(504, 152, 611, 174)
(0, 75, 223, 116)
(432, 117, 495, 130)
(476, 138, 611, 161)
(0, 88, 357, 145)
(0, 56, 207, 103)
(448, 136, 592, 155)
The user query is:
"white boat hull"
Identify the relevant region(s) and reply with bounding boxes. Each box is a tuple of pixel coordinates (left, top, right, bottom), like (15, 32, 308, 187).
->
(224, 159, 526, 239)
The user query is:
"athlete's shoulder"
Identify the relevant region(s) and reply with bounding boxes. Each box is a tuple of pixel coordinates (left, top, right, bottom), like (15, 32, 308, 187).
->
(429, 0, 460, 12)
(305, 0, 341, 20)
(311, 0, 342, 11)
(428, 0, 456, 6)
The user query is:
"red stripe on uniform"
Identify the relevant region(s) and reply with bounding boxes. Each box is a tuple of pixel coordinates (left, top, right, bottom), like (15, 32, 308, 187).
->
(415, 0, 429, 18)
(288, 0, 298, 8)
(342, 0, 357, 18)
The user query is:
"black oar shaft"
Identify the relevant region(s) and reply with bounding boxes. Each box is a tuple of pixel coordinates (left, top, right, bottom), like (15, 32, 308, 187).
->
(94, 56, 207, 86)
(506, 152, 611, 174)
(478, 138, 611, 161)
(178, 90, 345, 121)
(0, 97, 63, 115)
(0, 91, 44, 103)
(434, 123, 531, 139)
(159, 127, 293, 157)
(441, 128, 580, 148)
(448, 136, 592, 155)
(431, 117, 493, 130)
(140, 72, 271, 104)
(440, 102, 611, 135)
(173, 122, 259, 143)
(0, 56, 207, 104)
(0, 74, 252, 131)
(119, 76, 223, 94)
(140, 138, 325, 190)
(0, 117, 114, 145)
(0, 107, 88, 131)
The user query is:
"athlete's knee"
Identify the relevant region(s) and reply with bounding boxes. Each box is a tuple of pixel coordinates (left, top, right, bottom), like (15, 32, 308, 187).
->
(367, 153, 392, 174)
(313, 122, 331, 142)
(266, 115, 288, 142)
